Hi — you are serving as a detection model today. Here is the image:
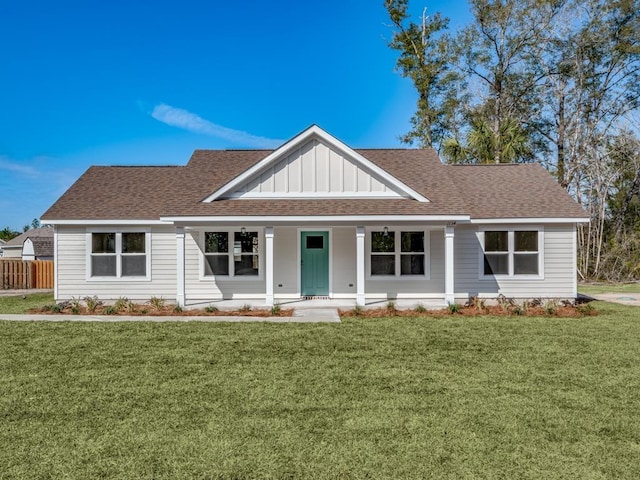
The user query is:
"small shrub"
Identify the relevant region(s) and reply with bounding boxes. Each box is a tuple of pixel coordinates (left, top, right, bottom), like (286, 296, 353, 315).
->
(114, 297, 129, 311)
(149, 296, 166, 311)
(448, 303, 461, 314)
(577, 303, 596, 316)
(140, 309, 148, 315)
(204, 304, 219, 313)
(512, 305, 523, 316)
(71, 306, 80, 315)
(83, 295, 103, 314)
(544, 300, 558, 315)
(386, 301, 397, 315)
(414, 303, 427, 313)
(466, 295, 486, 311)
(70, 297, 82, 311)
(126, 300, 137, 313)
(50, 303, 63, 313)
(104, 305, 118, 315)
(497, 294, 515, 312)
(173, 304, 183, 313)
(352, 305, 363, 316)
(270, 304, 281, 316)
(239, 304, 252, 313)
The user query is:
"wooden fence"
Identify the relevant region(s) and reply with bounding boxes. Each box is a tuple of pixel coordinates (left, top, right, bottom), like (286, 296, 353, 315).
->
(0, 260, 54, 289)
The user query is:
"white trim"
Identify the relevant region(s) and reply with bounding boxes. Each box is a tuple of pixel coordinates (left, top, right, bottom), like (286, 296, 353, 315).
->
(85, 228, 152, 282)
(265, 227, 274, 306)
(365, 226, 432, 280)
(572, 224, 577, 298)
(226, 191, 404, 199)
(477, 226, 544, 280)
(297, 228, 333, 298)
(197, 227, 264, 282)
(44, 219, 169, 225)
(356, 226, 365, 306)
(471, 218, 589, 224)
(53, 226, 59, 300)
(176, 227, 185, 306)
(444, 226, 455, 305)
(202, 125, 430, 203)
(164, 215, 470, 224)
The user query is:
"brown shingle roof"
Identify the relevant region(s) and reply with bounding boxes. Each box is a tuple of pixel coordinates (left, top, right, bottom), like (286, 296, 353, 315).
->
(446, 163, 588, 219)
(41, 149, 586, 221)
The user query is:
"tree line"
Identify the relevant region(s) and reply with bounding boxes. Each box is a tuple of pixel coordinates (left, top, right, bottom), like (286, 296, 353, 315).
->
(385, 0, 640, 281)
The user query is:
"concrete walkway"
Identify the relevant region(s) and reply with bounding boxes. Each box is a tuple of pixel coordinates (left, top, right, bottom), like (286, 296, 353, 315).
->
(588, 293, 640, 307)
(0, 308, 341, 323)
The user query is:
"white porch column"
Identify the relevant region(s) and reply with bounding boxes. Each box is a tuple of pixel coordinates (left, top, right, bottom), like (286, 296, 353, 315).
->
(444, 224, 455, 305)
(356, 226, 365, 306)
(265, 227, 274, 307)
(176, 227, 185, 306)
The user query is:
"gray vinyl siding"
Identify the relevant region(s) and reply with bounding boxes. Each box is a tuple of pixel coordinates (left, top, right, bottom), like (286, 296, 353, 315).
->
(454, 224, 576, 299)
(55, 225, 176, 301)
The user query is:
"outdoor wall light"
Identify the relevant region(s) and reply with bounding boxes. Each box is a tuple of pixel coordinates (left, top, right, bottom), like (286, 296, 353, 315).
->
(240, 227, 247, 235)
(383, 226, 389, 237)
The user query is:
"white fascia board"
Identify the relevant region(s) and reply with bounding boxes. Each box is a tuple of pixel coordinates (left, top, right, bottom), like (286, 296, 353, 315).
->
(202, 125, 430, 203)
(470, 217, 590, 224)
(42, 219, 169, 225)
(161, 215, 470, 224)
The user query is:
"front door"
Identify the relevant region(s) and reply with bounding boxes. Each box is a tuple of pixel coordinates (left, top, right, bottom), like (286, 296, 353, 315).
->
(301, 231, 329, 296)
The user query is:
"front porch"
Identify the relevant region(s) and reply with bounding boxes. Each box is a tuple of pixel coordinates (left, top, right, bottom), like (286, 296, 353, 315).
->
(174, 223, 459, 308)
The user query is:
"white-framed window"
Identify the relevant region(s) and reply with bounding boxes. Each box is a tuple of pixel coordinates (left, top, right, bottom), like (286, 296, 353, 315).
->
(87, 229, 151, 280)
(201, 229, 261, 279)
(479, 227, 543, 278)
(368, 229, 430, 278)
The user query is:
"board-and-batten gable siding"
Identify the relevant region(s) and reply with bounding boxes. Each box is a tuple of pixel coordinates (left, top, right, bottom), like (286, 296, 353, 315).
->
(364, 230, 445, 298)
(184, 230, 265, 301)
(453, 224, 576, 298)
(55, 225, 176, 301)
(232, 139, 400, 196)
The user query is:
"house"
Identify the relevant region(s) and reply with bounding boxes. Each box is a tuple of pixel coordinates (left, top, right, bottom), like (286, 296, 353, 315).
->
(41, 125, 588, 306)
(1, 227, 54, 261)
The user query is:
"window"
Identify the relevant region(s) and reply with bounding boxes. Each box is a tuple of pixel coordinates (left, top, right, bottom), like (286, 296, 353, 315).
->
(203, 230, 260, 277)
(89, 231, 149, 279)
(481, 229, 542, 277)
(370, 230, 428, 277)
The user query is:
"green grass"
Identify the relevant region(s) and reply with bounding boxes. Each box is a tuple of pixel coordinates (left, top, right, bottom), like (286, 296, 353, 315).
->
(579, 282, 640, 295)
(1, 303, 639, 479)
(0, 293, 54, 313)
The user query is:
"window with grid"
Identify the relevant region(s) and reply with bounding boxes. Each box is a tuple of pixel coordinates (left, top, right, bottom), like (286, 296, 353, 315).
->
(203, 230, 259, 277)
(483, 230, 540, 276)
(90, 232, 147, 278)
(370, 230, 427, 277)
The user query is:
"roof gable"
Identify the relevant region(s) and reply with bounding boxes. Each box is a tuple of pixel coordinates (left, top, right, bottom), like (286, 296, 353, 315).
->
(203, 125, 429, 203)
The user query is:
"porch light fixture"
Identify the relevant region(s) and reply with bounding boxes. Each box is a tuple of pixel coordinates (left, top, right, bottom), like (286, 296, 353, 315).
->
(240, 227, 247, 235)
(383, 226, 389, 237)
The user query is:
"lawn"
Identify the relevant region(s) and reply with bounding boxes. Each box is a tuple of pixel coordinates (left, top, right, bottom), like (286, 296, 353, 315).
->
(0, 293, 54, 314)
(579, 282, 640, 296)
(1, 302, 639, 479)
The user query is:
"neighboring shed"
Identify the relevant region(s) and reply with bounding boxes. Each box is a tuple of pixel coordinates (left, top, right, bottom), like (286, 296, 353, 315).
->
(2, 227, 54, 260)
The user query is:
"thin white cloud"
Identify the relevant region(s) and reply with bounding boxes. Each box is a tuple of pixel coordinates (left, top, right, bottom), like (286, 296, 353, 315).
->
(151, 103, 283, 148)
(0, 156, 40, 176)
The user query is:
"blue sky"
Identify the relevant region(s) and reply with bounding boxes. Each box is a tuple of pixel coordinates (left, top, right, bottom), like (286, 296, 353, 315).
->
(0, 0, 471, 230)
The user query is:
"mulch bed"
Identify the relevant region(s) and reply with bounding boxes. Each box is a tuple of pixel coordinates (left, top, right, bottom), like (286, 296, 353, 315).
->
(29, 302, 293, 317)
(339, 304, 597, 318)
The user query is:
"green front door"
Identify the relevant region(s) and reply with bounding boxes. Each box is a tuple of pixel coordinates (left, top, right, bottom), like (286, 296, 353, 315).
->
(301, 231, 329, 296)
